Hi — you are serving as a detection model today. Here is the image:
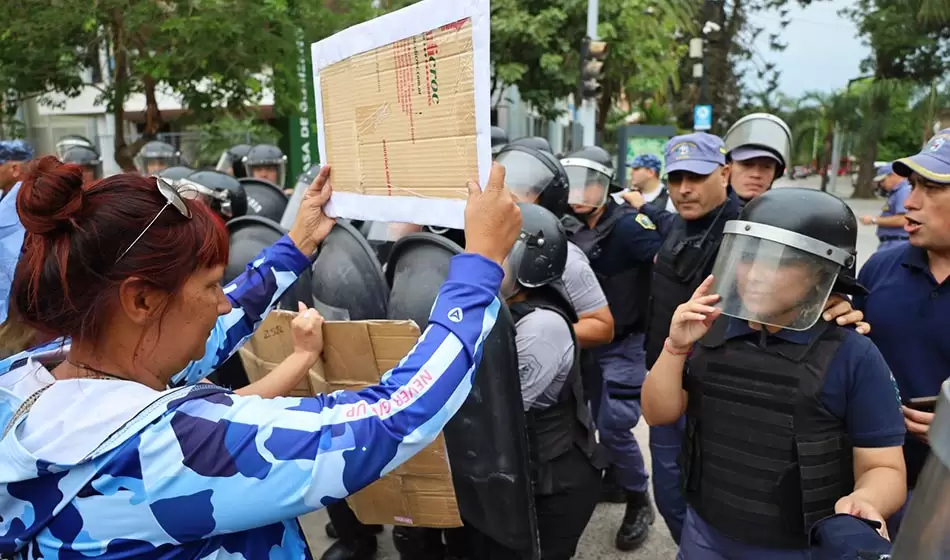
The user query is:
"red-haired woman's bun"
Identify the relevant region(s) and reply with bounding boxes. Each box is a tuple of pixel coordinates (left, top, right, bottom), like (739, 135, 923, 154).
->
(17, 155, 86, 235)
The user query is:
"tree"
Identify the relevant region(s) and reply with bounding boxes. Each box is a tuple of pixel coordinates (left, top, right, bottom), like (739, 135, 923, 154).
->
(1, 0, 297, 171)
(843, 0, 950, 197)
(793, 90, 861, 190)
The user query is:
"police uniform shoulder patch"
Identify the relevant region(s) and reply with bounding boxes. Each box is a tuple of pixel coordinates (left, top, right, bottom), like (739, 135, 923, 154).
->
(635, 213, 656, 230)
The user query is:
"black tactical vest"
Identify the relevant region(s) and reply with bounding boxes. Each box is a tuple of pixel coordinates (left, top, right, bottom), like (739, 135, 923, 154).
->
(681, 319, 854, 549)
(646, 187, 671, 212)
(643, 204, 732, 369)
(567, 204, 652, 340)
(509, 286, 602, 495)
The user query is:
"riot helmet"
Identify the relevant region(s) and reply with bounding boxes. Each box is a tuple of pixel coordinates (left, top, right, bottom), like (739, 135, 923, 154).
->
(709, 188, 863, 331)
(509, 136, 553, 154)
(495, 145, 569, 217)
(55, 135, 95, 159)
(185, 170, 248, 219)
(243, 144, 287, 187)
(501, 203, 568, 299)
(135, 140, 182, 175)
(724, 113, 792, 180)
(239, 177, 288, 222)
(61, 145, 102, 184)
(491, 126, 508, 156)
(216, 144, 252, 178)
(561, 146, 616, 212)
(157, 166, 196, 181)
(280, 164, 321, 230)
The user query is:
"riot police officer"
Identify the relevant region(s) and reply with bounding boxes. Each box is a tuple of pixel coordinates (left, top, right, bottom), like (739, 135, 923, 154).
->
(61, 145, 102, 184)
(723, 112, 792, 206)
(491, 126, 508, 157)
(491, 203, 602, 559)
(560, 145, 662, 551)
(184, 169, 248, 221)
(216, 143, 252, 178)
(642, 188, 906, 559)
(157, 165, 196, 181)
(135, 140, 182, 175)
(244, 143, 287, 187)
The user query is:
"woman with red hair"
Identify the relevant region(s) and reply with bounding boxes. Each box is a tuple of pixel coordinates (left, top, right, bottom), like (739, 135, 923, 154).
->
(0, 157, 522, 558)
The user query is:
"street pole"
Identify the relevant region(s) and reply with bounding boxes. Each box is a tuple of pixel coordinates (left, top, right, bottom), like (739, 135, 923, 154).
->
(580, 0, 599, 147)
(700, 0, 711, 106)
(828, 122, 842, 193)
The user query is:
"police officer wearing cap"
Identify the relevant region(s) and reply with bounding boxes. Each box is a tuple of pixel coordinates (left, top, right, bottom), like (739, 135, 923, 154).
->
(61, 145, 103, 184)
(560, 145, 662, 551)
(723, 112, 792, 207)
(854, 130, 950, 535)
(135, 140, 182, 176)
(244, 144, 287, 187)
(643, 187, 907, 559)
(619, 153, 676, 214)
(0, 140, 35, 356)
(860, 163, 911, 252)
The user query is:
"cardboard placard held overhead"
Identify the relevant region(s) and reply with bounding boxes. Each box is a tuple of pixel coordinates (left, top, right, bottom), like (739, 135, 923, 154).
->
(237, 310, 462, 528)
(311, 0, 492, 230)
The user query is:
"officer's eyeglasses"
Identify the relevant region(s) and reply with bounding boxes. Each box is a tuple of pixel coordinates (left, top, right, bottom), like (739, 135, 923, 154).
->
(115, 177, 198, 263)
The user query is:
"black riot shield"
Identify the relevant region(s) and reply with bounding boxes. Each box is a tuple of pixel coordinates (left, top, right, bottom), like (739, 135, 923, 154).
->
(213, 216, 315, 389)
(385, 233, 540, 559)
(238, 178, 288, 222)
(310, 220, 389, 321)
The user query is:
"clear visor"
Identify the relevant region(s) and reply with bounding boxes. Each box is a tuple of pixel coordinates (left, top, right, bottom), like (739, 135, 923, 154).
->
(137, 155, 181, 175)
(215, 150, 233, 173)
(496, 150, 555, 203)
(247, 160, 286, 187)
(709, 233, 841, 331)
(500, 240, 527, 300)
(566, 166, 611, 209)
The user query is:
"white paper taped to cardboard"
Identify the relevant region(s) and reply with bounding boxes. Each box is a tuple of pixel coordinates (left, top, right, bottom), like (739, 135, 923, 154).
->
(310, 0, 491, 230)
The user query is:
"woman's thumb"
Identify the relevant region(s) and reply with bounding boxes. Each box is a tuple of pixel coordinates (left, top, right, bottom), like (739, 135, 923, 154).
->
(298, 301, 308, 313)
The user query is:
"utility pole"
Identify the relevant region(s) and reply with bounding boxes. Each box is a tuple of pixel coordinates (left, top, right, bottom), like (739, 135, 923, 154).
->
(579, 0, 599, 147)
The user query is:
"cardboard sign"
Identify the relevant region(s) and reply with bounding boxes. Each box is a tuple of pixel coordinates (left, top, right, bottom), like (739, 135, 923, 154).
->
(237, 310, 462, 528)
(311, 0, 492, 229)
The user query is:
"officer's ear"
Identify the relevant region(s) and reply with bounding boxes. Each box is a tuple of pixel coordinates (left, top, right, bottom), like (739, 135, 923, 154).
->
(720, 164, 731, 188)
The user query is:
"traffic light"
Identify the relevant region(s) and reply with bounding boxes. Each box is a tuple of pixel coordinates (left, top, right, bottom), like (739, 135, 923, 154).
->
(580, 37, 608, 101)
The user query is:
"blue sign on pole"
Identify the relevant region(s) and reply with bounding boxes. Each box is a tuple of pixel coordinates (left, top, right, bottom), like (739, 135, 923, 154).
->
(694, 105, 713, 131)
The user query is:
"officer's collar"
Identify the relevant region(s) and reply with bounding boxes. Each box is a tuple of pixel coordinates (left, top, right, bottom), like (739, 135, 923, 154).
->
(723, 316, 825, 345)
(901, 245, 930, 272)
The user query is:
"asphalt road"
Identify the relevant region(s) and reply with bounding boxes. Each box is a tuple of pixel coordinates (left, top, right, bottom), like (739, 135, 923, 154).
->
(299, 174, 887, 559)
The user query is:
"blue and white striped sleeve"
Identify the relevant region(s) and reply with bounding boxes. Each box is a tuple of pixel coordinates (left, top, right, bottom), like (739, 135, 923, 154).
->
(130, 254, 505, 535)
(170, 235, 312, 386)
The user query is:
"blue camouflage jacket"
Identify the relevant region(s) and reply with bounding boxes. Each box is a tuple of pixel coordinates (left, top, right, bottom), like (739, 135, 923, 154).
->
(0, 236, 504, 559)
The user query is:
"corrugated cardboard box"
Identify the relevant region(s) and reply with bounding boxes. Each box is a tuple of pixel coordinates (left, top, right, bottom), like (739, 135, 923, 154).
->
(238, 310, 462, 528)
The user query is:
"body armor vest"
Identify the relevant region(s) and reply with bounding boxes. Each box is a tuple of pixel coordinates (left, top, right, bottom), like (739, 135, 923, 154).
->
(644, 203, 732, 369)
(646, 187, 671, 212)
(681, 319, 854, 549)
(567, 204, 652, 340)
(509, 286, 602, 495)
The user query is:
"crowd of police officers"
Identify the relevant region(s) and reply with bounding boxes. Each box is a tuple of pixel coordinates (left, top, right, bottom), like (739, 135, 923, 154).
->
(6, 110, 948, 559)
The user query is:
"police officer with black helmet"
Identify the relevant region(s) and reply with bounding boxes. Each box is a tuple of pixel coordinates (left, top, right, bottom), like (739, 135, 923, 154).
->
(185, 169, 248, 220)
(157, 166, 196, 181)
(135, 140, 182, 176)
(61, 145, 102, 184)
(216, 144, 253, 178)
(244, 144, 287, 187)
(491, 126, 508, 157)
(54, 135, 95, 160)
(560, 144, 662, 551)
(643, 188, 906, 558)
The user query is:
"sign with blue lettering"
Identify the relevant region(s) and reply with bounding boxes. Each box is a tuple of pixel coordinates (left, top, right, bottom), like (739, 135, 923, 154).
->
(694, 105, 713, 131)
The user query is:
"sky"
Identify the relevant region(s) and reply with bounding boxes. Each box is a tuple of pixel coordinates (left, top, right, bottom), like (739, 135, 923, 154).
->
(746, 0, 871, 97)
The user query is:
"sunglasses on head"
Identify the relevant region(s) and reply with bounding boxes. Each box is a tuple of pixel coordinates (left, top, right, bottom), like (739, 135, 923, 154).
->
(115, 177, 199, 263)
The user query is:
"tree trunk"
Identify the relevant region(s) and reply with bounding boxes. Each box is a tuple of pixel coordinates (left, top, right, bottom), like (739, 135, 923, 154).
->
(819, 127, 833, 192)
(853, 96, 890, 199)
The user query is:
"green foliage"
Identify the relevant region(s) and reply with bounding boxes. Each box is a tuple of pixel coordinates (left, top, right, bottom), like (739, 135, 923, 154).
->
(192, 113, 282, 168)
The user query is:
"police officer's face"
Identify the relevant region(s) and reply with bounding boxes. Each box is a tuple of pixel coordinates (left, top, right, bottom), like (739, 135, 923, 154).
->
(730, 158, 777, 200)
(668, 165, 730, 220)
(252, 165, 280, 184)
(881, 173, 903, 191)
(630, 167, 655, 188)
(81, 167, 97, 184)
(0, 162, 24, 189)
(146, 161, 169, 175)
(569, 183, 607, 215)
(736, 258, 815, 319)
(904, 174, 950, 251)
